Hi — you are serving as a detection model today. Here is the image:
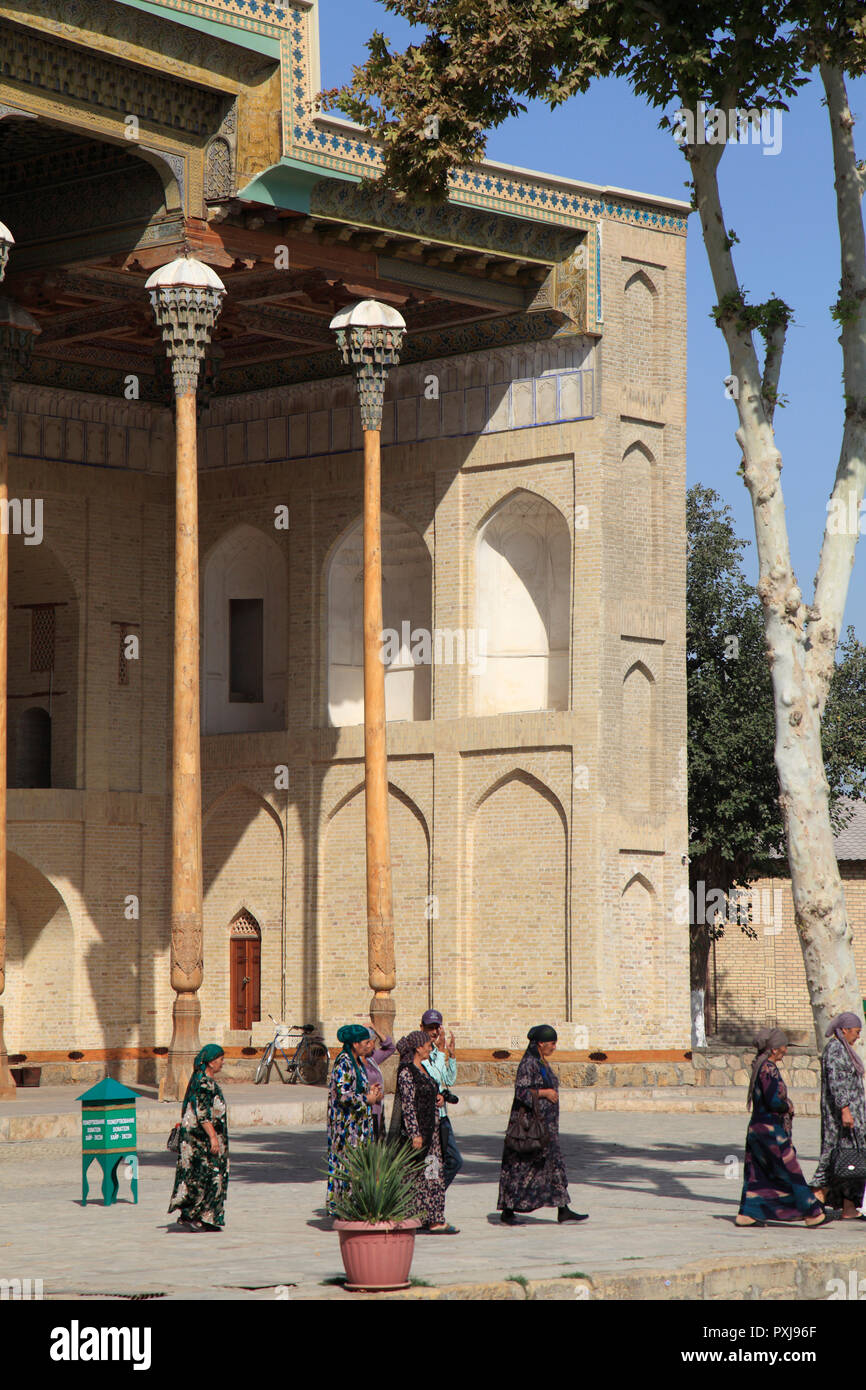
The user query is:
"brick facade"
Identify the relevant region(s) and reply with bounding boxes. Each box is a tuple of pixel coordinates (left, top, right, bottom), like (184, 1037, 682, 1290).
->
(3, 211, 690, 1054)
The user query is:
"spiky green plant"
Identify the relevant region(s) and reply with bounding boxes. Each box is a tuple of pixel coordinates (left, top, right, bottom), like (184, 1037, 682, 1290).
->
(331, 1140, 423, 1224)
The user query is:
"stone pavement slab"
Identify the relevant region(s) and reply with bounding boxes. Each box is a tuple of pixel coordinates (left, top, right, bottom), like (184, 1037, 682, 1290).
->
(0, 1111, 861, 1300)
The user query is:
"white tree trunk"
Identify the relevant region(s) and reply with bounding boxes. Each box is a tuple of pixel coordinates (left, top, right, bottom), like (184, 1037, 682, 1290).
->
(690, 989, 707, 1049)
(688, 79, 863, 1045)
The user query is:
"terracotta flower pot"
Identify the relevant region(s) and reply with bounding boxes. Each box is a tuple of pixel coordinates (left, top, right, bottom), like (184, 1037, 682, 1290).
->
(334, 1219, 420, 1291)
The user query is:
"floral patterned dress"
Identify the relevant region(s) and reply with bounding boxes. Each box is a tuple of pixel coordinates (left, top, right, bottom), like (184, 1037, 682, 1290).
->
(738, 1059, 822, 1223)
(167, 1072, 230, 1227)
(498, 1049, 570, 1212)
(390, 1062, 445, 1226)
(326, 1051, 373, 1215)
(812, 1036, 866, 1206)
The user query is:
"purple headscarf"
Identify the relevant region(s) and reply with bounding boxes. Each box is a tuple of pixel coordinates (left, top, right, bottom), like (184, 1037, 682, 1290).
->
(825, 1012, 865, 1077)
(396, 1030, 428, 1061)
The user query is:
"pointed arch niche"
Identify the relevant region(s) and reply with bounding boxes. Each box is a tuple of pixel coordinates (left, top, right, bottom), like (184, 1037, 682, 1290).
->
(475, 491, 570, 715)
(623, 268, 658, 389)
(615, 872, 662, 1042)
(621, 661, 655, 813)
(327, 514, 432, 727)
(621, 441, 658, 597)
(203, 525, 287, 735)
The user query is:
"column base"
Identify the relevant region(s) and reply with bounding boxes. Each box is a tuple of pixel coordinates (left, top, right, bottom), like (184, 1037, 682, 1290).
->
(369, 989, 396, 1044)
(0, 1004, 16, 1098)
(159, 994, 201, 1103)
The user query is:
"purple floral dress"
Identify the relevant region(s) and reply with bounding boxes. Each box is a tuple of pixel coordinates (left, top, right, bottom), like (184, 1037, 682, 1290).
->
(392, 1063, 446, 1225)
(738, 1060, 822, 1223)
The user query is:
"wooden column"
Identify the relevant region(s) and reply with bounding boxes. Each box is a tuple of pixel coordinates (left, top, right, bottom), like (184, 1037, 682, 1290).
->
(161, 387, 204, 1100)
(147, 259, 224, 1102)
(0, 297, 39, 1098)
(0, 401, 11, 1098)
(362, 425, 396, 1039)
(330, 301, 405, 1040)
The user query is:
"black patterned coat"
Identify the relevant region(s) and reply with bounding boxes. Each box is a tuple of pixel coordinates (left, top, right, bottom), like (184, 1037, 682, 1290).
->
(497, 1049, 570, 1212)
(812, 1035, 866, 1205)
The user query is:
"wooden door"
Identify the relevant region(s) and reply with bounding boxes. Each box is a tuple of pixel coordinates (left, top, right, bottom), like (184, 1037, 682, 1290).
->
(230, 935, 261, 1030)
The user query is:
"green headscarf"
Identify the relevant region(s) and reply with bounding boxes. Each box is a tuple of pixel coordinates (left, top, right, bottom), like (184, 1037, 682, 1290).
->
(181, 1043, 224, 1110)
(336, 1024, 371, 1094)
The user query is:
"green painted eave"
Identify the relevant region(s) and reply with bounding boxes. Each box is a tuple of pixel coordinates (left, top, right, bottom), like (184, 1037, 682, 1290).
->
(110, 0, 281, 59)
(238, 159, 360, 214)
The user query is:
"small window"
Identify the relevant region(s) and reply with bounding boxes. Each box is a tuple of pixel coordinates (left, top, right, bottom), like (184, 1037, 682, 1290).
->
(30, 605, 55, 673)
(229, 598, 263, 703)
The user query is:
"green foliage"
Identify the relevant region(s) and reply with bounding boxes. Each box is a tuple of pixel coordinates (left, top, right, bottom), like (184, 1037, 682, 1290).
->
(322, 1, 818, 203)
(711, 290, 793, 340)
(330, 1140, 423, 1224)
(687, 484, 866, 984)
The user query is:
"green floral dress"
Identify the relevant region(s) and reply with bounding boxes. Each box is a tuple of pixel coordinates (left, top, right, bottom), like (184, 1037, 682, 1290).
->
(168, 1072, 230, 1227)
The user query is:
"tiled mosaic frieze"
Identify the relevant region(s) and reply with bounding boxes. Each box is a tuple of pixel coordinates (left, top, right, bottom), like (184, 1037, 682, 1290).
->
(145, 0, 689, 245)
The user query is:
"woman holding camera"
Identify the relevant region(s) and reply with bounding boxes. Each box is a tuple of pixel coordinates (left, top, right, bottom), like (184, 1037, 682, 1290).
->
(389, 1031, 458, 1234)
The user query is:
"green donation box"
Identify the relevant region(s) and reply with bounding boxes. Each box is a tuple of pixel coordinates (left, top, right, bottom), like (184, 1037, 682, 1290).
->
(78, 1078, 139, 1206)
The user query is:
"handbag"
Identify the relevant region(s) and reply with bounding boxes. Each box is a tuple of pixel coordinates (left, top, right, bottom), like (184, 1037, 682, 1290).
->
(830, 1130, 866, 1188)
(504, 1091, 550, 1159)
(166, 1123, 181, 1153)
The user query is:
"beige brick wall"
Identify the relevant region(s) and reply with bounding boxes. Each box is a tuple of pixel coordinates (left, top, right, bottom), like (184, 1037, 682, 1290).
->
(711, 867, 866, 1042)
(3, 204, 690, 1054)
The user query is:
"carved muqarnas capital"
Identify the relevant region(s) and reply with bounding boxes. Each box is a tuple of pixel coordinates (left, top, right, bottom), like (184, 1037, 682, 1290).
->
(334, 323, 405, 431)
(149, 284, 224, 396)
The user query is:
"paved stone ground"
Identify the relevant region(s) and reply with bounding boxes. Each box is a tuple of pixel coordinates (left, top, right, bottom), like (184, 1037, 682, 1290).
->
(4, 1111, 866, 1299)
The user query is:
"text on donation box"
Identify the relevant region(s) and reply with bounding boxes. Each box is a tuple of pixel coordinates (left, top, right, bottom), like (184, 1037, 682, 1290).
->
(82, 1109, 137, 1151)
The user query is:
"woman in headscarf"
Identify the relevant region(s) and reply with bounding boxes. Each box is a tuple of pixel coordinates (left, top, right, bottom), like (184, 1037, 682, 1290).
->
(325, 1023, 381, 1216)
(168, 1043, 229, 1231)
(389, 1030, 458, 1234)
(735, 1027, 826, 1227)
(812, 1012, 866, 1218)
(362, 1020, 396, 1141)
(497, 1025, 588, 1225)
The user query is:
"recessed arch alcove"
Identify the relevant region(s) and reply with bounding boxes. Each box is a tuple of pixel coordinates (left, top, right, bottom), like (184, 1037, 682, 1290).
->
(475, 490, 570, 715)
(326, 513, 432, 727)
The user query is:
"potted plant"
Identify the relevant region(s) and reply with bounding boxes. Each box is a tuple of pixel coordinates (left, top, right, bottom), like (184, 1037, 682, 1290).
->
(332, 1141, 423, 1291)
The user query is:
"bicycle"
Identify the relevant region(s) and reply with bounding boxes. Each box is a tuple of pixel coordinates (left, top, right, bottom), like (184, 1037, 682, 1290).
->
(254, 1015, 329, 1086)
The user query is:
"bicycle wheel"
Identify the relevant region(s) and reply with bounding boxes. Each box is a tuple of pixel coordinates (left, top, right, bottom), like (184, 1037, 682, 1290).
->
(297, 1043, 329, 1087)
(254, 1047, 273, 1085)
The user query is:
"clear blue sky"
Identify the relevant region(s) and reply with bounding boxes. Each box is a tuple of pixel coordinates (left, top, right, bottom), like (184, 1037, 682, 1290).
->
(317, 0, 865, 640)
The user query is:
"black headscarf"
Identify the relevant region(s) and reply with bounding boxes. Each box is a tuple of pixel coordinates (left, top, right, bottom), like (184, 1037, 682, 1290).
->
(526, 1024, 557, 1086)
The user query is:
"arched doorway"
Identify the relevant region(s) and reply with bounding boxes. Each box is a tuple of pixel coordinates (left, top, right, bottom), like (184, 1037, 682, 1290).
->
(229, 909, 261, 1031)
(15, 707, 51, 788)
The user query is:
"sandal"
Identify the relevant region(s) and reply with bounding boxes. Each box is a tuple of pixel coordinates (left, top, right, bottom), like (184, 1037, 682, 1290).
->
(734, 1214, 764, 1227)
(425, 1223, 460, 1234)
(805, 1213, 830, 1227)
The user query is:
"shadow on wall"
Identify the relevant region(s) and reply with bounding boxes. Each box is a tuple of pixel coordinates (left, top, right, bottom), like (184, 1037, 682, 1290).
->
(4, 851, 75, 1051)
